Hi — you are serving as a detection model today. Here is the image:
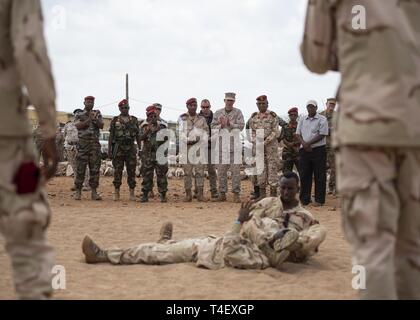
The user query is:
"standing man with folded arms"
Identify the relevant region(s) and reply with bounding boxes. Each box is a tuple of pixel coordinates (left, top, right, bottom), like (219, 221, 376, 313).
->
(0, 0, 58, 299)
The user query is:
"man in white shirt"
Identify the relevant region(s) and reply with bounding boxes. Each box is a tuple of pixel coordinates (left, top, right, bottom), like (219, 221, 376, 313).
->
(295, 100, 328, 206)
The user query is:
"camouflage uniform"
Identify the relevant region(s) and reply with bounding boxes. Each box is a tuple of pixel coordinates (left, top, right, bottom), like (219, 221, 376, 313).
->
(109, 115, 139, 190)
(55, 127, 64, 162)
(211, 108, 245, 195)
(178, 113, 208, 193)
(104, 223, 271, 270)
(64, 121, 79, 174)
(280, 122, 300, 173)
(74, 110, 103, 190)
(139, 120, 168, 195)
(241, 197, 326, 263)
(248, 111, 280, 192)
(0, 0, 56, 299)
(302, 0, 420, 299)
(320, 109, 336, 194)
(32, 126, 44, 162)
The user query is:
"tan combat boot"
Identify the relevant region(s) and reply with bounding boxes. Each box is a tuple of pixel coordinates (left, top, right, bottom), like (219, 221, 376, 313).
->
(91, 189, 102, 201)
(196, 188, 205, 202)
(184, 189, 192, 202)
(259, 242, 290, 270)
(114, 188, 120, 201)
(233, 193, 241, 203)
(272, 229, 299, 252)
(158, 222, 173, 243)
(129, 189, 136, 202)
(270, 187, 278, 197)
(82, 235, 109, 264)
(74, 189, 82, 201)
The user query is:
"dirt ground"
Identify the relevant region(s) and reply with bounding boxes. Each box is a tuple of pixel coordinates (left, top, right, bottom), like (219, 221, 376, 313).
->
(0, 177, 357, 300)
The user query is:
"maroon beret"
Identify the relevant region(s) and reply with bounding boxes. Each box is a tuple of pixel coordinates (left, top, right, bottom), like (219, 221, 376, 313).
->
(288, 107, 299, 114)
(146, 105, 158, 116)
(186, 98, 197, 106)
(84, 96, 95, 101)
(118, 99, 128, 107)
(256, 95, 268, 102)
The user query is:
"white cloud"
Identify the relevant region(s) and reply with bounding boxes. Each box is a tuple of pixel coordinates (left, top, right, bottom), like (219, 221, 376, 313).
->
(42, 0, 339, 121)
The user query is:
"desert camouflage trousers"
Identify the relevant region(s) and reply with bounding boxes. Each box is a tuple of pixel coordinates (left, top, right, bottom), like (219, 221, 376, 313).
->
(241, 216, 326, 263)
(0, 138, 54, 299)
(218, 152, 241, 194)
(337, 146, 420, 300)
(256, 145, 280, 189)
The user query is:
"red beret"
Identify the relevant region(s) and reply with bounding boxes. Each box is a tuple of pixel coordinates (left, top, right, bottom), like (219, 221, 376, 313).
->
(118, 99, 128, 107)
(85, 96, 95, 101)
(288, 107, 299, 114)
(186, 98, 197, 106)
(256, 95, 268, 102)
(146, 105, 158, 116)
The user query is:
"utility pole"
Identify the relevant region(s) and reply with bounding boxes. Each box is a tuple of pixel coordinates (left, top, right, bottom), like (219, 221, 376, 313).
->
(126, 73, 129, 103)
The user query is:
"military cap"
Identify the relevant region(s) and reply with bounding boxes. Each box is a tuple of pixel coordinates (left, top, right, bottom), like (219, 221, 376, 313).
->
(225, 92, 236, 101)
(327, 98, 337, 103)
(186, 98, 197, 106)
(288, 107, 299, 114)
(256, 95, 268, 102)
(118, 99, 129, 107)
(146, 105, 158, 116)
(306, 100, 318, 107)
(84, 96, 95, 101)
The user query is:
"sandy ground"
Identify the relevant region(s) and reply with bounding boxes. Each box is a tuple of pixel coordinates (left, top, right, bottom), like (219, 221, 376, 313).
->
(0, 177, 357, 300)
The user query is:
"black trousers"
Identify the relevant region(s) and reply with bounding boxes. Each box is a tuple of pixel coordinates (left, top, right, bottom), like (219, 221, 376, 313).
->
(298, 146, 327, 205)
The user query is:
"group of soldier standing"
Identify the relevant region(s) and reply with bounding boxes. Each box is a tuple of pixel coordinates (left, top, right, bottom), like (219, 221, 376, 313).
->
(59, 92, 337, 206)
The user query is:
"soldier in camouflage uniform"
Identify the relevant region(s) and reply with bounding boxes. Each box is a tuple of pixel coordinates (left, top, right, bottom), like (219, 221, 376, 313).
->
(108, 99, 141, 202)
(74, 96, 104, 201)
(0, 0, 58, 299)
(280, 107, 300, 174)
(81, 201, 294, 271)
(320, 98, 337, 196)
(178, 98, 208, 202)
(302, 0, 420, 299)
(138, 106, 168, 203)
(211, 93, 245, 203)
(247, 95, 280, 199)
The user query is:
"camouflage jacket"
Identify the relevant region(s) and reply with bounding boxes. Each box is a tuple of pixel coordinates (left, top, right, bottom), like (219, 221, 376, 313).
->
(0, 0, 56, 138)
(301, 0, 420, 147)
(247, 111, 280, 147)
(280, 122, 300, 155)
(75, 110, 103, 143)
(109, 115, 139, 150)
(319, 110, 336, 147)
(139, 120, 167, 155)
(178, 113, 208, 146)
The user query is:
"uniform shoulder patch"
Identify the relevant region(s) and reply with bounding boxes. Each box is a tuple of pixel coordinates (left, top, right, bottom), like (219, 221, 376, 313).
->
(270, 111, 277, 118)
(251, 112, 258, 118)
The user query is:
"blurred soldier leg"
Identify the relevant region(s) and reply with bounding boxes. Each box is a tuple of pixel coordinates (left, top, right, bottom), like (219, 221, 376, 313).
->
(207, 148, 218, 198)
(256, 157, 268, 200)
(282, 152, 299, 174)
(267, 150, 279, 197)
(126, 147, 138, 201)
(83, 167, 90, 191)
(112, 151, 125, 201)
(0, 138, 54, 299)
(338, 146, 420, 300)
(194, 164, 205, 202)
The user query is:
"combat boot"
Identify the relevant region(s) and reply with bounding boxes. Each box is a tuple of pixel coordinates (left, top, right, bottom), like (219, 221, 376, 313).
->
(159, 192, 167, 203)
(74, 189, 82, 201)
(150, 190, 155, 199)
(82, 235, 109, 264)
(114, 188, 120, 201)
(196, 188, 205, 202)
(259, 242, 290, 270)
(184, 189, 192, 202)
(140, 192, 149, 203)
(212, 192, 226, 202)
(251, 186, 260, 200)
(233, 193, 241, 203)
(158, 222, 173, 243)
(270, 187, 278, 197)
(129, 189, 136, 202)
(91, 189, 102, 201)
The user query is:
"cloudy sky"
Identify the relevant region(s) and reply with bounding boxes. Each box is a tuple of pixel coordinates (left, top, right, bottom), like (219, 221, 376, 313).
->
(42, 0, 340, 121)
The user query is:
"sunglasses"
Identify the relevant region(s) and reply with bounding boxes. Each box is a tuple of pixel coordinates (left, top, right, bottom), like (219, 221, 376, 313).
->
(201, 106, 210, 109)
